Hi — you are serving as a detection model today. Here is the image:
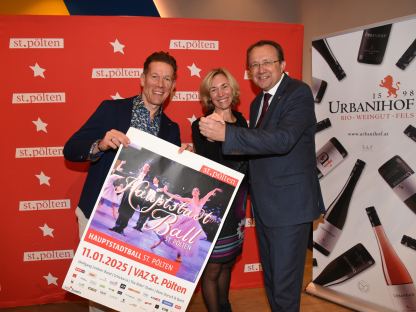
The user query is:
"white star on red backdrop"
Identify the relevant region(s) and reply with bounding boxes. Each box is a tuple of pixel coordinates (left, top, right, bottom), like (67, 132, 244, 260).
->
(32, 117, 48, 133)
(111, 92, 125, 100)
(30, 62, 46, 78)
(36, 171, 50, 186)
(187, 63, 201, 77)
(110, 39, 125, 54)
(39, 223, 54, 237)
(43, 273, 58, 286)
(187, 114, 197, 124)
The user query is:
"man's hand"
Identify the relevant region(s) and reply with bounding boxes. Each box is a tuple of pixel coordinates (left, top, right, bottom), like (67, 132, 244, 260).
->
(199, 117, 226, 142)
(178, 143, 194, 154)
(98, 129, 130, 151)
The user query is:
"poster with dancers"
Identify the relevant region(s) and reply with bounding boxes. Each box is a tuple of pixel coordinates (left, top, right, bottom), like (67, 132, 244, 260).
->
(62, 127, 244, 312)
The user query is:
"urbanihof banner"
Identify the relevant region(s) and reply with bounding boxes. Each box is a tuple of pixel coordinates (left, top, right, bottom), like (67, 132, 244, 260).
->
(307, 15, 416, 312)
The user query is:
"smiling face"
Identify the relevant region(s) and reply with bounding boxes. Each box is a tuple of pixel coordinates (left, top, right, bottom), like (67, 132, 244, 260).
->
(209, 74, 233, 112)
(140, 61, 176, 110)
(199, 68, 240, 113)
(248, 44, 286, 91)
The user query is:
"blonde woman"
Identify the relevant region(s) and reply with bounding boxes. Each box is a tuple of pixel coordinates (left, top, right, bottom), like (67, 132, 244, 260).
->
(192, 68, 248, 312)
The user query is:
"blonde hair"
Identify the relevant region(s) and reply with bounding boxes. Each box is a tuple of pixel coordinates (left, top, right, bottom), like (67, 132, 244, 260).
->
(199, 68, 240, 112)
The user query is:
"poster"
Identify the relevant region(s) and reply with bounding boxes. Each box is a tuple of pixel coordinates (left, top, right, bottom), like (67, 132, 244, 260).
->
(62, 127, 244, 311)
(1, 15, 304, 308)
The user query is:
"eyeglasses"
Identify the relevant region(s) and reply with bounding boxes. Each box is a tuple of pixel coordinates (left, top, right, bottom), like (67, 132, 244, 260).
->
(248, 60, 280, 71)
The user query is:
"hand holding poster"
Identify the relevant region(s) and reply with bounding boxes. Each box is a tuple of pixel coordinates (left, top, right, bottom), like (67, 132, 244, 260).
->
(62, 127, 244, 311)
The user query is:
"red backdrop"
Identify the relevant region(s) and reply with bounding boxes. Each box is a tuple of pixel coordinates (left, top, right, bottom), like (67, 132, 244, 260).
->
(0, 15, 303, 307)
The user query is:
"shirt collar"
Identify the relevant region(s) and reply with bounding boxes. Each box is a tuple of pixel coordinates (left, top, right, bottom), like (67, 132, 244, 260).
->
(133, 95, 163, 117)
(263, 73, 285, 98)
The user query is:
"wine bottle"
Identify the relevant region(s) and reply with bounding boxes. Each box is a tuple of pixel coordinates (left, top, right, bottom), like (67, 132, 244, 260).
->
(312, 39, 346, 81)
(401, 235, 416, 252)
(313, 243, 375, 287)
(313, 159, 365, 256)
(404, 125, 416, 143)
(316, 118, 331, 133)
(378, 155, 416, 214)
(357, 24, 392, 64)
(316, 137, 348, 179)
(311, 77, 328, 103)
(366, 206, 416, 311)
(396, 38, 416, 70)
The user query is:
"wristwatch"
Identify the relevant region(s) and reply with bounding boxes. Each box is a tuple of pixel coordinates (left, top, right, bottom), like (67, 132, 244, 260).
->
(89, 139, 104, 161)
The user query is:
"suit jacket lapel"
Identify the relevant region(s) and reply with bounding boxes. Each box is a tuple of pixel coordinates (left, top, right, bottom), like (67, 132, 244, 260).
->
(158, 113, 171, 140)
(119, 98, 134, 133)
(250, 93, 263, 128)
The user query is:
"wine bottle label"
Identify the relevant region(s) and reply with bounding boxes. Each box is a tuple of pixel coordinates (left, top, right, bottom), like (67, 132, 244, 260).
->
(392, 173, 416, 201)
(313, 221, 342, 254)
(357, 24, 392, 65)
(388, 283, 416, 311)
(316, 142, 345, 177)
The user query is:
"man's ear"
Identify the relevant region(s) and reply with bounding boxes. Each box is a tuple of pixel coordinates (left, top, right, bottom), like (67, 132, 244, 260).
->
(280, 60, 286, 72)
(140, 73, 145, 87)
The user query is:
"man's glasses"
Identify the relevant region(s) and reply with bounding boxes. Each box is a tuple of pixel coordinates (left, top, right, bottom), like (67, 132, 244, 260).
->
(248, 60, 280, 71)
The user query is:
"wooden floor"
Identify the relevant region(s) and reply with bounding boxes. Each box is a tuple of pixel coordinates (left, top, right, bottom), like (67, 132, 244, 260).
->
(2, 250, 352, 311)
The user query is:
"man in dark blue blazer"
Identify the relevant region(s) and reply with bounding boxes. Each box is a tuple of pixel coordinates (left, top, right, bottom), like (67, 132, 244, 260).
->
(64, 51, 181, 236)
(199, 40, 325, 311)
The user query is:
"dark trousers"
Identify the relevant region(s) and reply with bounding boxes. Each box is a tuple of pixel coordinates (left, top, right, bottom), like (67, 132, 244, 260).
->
(255, 215, 311, 312)
(134, 212, 148, 230)
(114, 199, 136, 230)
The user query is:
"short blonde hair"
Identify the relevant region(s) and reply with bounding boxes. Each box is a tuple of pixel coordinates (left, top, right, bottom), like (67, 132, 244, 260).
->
(199, 68, 240, 112)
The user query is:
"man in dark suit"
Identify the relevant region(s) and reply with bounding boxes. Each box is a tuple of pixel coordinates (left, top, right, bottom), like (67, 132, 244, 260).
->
(64, 50, 180, 230)
(199, 40, 324, 311)
(64, 51, 181, 311)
